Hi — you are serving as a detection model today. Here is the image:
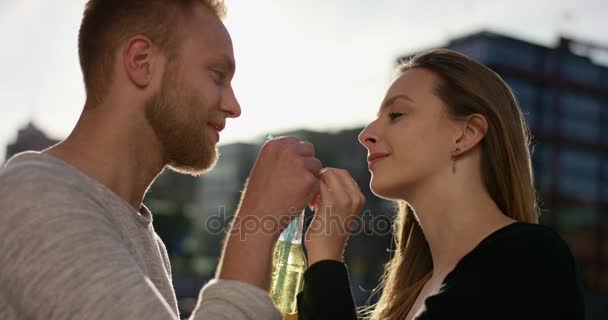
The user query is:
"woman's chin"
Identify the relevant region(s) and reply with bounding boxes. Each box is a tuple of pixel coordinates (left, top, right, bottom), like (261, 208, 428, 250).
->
(370, 184, 401, 201)
(370, 179, 414, 202)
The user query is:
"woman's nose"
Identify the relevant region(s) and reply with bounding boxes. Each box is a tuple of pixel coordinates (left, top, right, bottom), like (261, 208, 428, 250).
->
(358, 126, 377, 147)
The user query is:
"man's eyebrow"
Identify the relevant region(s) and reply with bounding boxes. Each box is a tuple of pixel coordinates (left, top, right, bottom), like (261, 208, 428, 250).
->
(377, 94, 415, 117)
(222, 54, 235, 75)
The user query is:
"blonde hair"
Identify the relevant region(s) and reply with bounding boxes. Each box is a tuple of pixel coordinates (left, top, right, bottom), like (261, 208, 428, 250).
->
(363, 49, 540, 319)
(79, 0, 226, 105)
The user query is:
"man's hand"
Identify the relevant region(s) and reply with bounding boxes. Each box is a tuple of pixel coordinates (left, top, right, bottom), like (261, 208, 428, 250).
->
(237, 136, 322, 233)
(216, 136, 322, 290)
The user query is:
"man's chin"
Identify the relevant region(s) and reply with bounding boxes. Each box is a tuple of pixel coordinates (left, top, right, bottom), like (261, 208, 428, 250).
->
(166, 150, 219, 177)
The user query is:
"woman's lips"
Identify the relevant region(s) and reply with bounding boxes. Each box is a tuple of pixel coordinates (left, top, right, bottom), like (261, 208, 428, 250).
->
(368, 153, 389, 169)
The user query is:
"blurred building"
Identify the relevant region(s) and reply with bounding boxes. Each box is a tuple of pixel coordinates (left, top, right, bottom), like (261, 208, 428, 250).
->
(399, 31, 608, 316)
(194, 143, 260, 258)
(4, 122, 59, 161)
(196, 142, 259, 221)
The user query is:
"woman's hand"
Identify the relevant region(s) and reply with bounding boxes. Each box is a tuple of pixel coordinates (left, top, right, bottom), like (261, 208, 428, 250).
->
(304, 168, 366, 266)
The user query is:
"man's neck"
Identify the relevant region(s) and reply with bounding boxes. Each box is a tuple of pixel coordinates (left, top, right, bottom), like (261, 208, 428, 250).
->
(45, 107, 165, 210)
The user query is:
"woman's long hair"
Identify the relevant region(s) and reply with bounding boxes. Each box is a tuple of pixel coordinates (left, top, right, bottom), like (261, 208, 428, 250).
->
(363, 49, 540, 320)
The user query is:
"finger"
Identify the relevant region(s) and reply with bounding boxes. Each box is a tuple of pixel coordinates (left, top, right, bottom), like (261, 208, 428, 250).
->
(263, 136, 300, 151)
(310, 178, 321, 199)
(290, 141, 315, 157)
(320, 168, 352, 195)
(321, 169, 364, 212)
(333, 169, 362, 194)
(304, 175, 321, 207)
(262, 136, 300, 154)
(272, 136, 301, 144)
(337, 172, 365, 210)
(319, 169, 351, 204)
(301, 157, 323, 177)
(317, 180, 331, 213)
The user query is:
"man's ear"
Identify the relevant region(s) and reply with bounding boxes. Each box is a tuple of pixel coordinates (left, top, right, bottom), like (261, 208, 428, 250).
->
(123, 35, 157, 88)
(454, 113, 488, 155)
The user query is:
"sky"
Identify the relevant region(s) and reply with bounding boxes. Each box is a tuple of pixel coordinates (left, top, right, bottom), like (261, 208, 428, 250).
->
(1, 0, 607, 161)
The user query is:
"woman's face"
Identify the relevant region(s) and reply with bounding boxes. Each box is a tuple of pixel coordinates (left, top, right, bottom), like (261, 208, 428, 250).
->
(358, 68, 461, 200)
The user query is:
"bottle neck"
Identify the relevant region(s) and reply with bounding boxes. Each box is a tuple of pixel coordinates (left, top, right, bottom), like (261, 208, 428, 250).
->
(279, 210, 305, 244)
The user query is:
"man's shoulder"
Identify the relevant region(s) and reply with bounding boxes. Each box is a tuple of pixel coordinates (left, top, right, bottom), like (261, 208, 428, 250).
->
(2, 151, 76, 189)
(0, 151, 103, 219)
(0, 151, 94, 196)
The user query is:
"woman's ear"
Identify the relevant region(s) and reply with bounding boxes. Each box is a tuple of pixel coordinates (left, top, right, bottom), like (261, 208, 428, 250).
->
(454, 113, 488, 155)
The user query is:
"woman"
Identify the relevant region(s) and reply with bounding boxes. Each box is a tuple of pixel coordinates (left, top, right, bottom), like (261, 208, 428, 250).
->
(297, 49, 585, 319)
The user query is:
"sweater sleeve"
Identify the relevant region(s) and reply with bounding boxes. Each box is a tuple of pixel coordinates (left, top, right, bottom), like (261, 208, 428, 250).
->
(0, 170, 280, 320)
(297, 260, 358, 320)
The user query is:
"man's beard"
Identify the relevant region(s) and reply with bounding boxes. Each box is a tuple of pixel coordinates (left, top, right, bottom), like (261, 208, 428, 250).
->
(144, 66, 219, 176)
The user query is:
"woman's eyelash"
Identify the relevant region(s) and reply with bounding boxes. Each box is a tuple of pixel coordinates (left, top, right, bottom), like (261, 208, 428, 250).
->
(388, 112, 404, 120)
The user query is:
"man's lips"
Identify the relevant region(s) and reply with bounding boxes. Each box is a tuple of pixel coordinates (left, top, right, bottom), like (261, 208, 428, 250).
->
(207, 123, 224, 142)
(208, 122, 225, 132)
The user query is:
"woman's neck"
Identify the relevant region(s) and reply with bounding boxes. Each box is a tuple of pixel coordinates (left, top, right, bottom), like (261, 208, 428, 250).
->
(405, 174, 516, 274)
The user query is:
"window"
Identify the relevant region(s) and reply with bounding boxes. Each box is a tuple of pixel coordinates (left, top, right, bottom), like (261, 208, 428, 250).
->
(449, 40, 488, 63)
(559, 117, 600, 143)
(560, 91, 601, 120)
(558, 147, 599, 199)
(559, 174, 598, 199)
(544, 52, 601, 86)
(602, 158, 608, 202)
(542, 90, 601, 142)
(540, 90, 556, 134)
(503, 76, 539, 129)
(533, 144, 554, 192)
(559, 147, 599, 175)
(484, 38, 538, 70)
(558, 206, 598, 232)
(561, 55, 601, 85)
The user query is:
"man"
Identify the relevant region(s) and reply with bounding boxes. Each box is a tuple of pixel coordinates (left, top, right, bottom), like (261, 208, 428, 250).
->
(0, 1, 322, 319)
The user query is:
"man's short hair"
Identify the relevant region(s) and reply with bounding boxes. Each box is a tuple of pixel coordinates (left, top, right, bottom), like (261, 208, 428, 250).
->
(78, 0, 226, 105)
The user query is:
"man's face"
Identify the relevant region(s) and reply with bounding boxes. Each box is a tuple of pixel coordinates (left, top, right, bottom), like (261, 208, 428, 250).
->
(145, 5, 240, 176)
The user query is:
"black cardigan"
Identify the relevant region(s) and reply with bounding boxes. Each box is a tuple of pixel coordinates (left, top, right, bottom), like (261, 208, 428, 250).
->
(297, 222, 585, 320)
